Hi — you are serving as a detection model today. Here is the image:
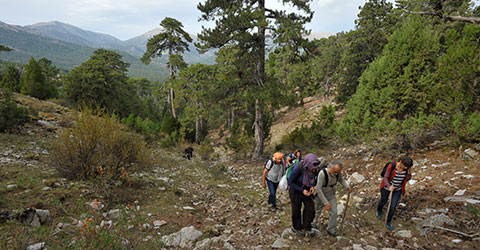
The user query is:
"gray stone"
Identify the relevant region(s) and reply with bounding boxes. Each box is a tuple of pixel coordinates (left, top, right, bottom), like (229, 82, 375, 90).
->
(353, 244, 365, 250)
(42, 187, 50, 191)
(417, 214, 456, 235)
(395, 230, 412, 238)
(35, 209, 51, 224)
(272, 238, 289, 248)
(350, 172, 365, 184)
(100, 220, 113, 229)
(463, 148, 478, 160)
(153, 220, 167, 228)
(452, 239, 462, 244)
(108, 209, 120, 220)
(365, 246, 377, 250)
(6, 184, 17, 189)
(444, 196, 480, 204)
(161, 226, 203, 247)
(26, 242, 45, 250)
(474, 143, 480, 152)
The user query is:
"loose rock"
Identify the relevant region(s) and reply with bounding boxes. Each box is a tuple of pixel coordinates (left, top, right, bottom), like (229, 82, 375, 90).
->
(161, 226, 203, 247)
(26, 242, 45, 250)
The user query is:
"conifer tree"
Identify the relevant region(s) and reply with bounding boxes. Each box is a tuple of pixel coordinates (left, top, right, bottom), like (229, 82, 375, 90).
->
(141, 17, 192, 120)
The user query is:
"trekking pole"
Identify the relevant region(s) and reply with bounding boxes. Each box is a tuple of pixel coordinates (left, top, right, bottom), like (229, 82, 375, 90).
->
(340, 190, 351, 233)
(385, 190, 393, 226)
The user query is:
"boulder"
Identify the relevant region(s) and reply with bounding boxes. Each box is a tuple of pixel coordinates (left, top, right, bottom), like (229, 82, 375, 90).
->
(194, 236, 234, 250)
(350, 172, 365, 184)
(463, 148, 478, 160)
(108, 209, 120, 220)
(416, 214, 456, 235)
(35, 209, 51, 224)
(395, 230, 412, 238)
(26, 242, 45, 250)
(153, 220, 167, 228)
(161, 226, 203, 247)
(272, 238, 289, 248)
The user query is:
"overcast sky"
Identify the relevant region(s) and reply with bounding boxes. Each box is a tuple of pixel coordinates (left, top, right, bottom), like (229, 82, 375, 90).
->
(1, 0, 478, 40)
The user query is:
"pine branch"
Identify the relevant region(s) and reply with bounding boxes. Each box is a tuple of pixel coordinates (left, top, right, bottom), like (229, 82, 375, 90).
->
(405, 10, 480, 24)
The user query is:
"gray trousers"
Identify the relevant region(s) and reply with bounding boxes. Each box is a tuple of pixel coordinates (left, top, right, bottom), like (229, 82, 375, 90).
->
(312, 193, 338, 234)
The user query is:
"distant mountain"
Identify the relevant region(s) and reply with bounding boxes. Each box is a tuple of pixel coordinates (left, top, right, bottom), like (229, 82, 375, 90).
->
(0, 21, 168, 82)
(24, 21, 122, 47)
(23, 21, 216, 65)
(124, 28, 216, 64)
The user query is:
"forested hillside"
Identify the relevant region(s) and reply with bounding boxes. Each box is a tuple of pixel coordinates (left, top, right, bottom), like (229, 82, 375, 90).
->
(1, 0, 480, 249)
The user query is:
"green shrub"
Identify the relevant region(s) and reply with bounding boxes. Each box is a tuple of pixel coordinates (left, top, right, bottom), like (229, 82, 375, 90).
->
(198, 139, 215, 160)
(159, 131, 180, 148)
(160, 113, 180, 134)
(225, 133, 254, 159)
(453, 111, 480, 142)
(50, 108, 150, 182)
(121, 114, 161, 142)
(0, 89, 31, 132)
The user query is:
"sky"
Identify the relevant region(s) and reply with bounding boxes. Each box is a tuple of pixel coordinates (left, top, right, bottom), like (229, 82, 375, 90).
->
(0, 0, 478, 41)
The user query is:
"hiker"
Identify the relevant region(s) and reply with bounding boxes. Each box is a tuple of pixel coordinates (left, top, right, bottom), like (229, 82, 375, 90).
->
(376, 156, 413, 230)
(185, 147, 194, 160)
(286, 149, 302, 180)
(262, 152, 286, 211)
(288, 153, 321, 237)
(312, 160, 352, 237)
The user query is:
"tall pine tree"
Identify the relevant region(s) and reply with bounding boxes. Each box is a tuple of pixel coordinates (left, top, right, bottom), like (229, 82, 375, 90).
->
(141, 17, 192, 120)
(197, 0, 313, 158)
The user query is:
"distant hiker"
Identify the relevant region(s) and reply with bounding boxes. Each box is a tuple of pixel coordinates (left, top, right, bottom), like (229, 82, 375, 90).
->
(376, 156, 413, 231)
(262, 152, 286, 211)
(185, 147, 194, 160)
(288, 153, 321, 237)
(286, 149, 302, 180)
(312, 160, 352, 237)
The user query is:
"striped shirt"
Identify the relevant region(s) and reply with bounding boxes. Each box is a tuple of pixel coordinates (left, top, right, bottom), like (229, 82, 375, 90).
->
(390, 170, 406, 191)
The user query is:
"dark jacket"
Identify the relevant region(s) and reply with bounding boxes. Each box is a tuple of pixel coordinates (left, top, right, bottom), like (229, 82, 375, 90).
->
(288, 162, 316, 193)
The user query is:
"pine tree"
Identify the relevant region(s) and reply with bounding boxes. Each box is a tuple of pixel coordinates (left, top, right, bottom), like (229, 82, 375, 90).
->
(197, 0, 313, 158)
(141, 17, 192, 120)
(21, 57, 56, 100)
(1, 65, 21, 92)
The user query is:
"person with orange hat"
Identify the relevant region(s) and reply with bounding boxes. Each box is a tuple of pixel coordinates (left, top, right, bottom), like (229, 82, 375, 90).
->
(262, 152, 286, 211)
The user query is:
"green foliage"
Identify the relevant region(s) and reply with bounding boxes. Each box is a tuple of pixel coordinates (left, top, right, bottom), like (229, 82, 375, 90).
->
(50, 108, 150, 182)
(281, 105, 336, 148)
(21, 57, 57, 100)
(452, 112, 480, 142)
(160, 113, 180, 134)
(342, 16, 440, 138)
(335, 0, 397, 105)
(63, 49, 142, 117)
(0, 65, 21, 92)
(121, 114, 161, 142)
(159, 131, 180, 148)
(226, 133, 254, 159)
(198, 138, 215, 160)
(0, 89, 31, 132)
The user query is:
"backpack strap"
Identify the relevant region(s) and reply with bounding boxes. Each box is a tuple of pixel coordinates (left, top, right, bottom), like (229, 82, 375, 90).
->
(322, 168, 339, 188)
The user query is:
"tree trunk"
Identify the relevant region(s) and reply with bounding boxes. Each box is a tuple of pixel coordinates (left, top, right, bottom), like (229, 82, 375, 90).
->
(168, 49, 177, 119)
(195, 102, 201, 144)
(230, 109, 235, 132)
(253, 0, 266, 159)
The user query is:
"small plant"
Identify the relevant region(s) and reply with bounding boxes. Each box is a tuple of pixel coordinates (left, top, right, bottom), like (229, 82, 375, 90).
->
(0, 89, 31, 132)
(198, 139, 215, 160)
(49, 108, 151, 183)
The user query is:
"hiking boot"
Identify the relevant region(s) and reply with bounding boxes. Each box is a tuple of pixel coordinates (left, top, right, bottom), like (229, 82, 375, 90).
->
(376, 212, 382, 220)
(327, 230, 338, 237)
(291, 227, 304, 237)
(386, 223, 394, 231)
(305, 230, 316, 237)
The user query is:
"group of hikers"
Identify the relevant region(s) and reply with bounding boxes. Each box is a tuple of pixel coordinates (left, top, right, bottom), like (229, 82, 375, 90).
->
(262, 150, 413, 237)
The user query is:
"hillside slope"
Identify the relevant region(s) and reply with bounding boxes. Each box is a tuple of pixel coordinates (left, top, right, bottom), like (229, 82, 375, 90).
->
(1, 93, 479, 249)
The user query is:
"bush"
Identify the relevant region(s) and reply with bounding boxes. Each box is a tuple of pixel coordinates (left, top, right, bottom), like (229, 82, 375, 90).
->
(50, 108, 150, 182)
(121, 114, 161, 142)
(225, 133, 254, 159)
(159, 131, 180, 148)
(0, 89, 31, 132)
(453, 111, 480, 142)
(198, 139, 215, 160)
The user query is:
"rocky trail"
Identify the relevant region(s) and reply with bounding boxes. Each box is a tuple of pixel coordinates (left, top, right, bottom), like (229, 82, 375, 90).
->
(1, 94, 480, 249)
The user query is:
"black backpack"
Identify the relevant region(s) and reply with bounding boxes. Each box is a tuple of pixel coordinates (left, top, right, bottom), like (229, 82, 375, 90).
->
(320, 165, 339, 188)
(380, 162, 396, 177)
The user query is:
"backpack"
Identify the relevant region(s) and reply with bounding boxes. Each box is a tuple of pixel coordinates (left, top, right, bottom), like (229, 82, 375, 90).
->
(380, 162, 396, 177)
(286, 158, 300, 179)
(320, 164, 339, 188)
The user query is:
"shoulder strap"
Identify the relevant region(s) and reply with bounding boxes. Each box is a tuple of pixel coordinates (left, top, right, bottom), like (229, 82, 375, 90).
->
(322, 168, 329, 187)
